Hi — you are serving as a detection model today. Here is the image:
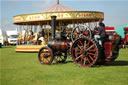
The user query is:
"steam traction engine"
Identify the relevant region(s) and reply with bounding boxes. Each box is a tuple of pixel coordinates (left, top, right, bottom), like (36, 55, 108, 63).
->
(38, 16, 121, 67)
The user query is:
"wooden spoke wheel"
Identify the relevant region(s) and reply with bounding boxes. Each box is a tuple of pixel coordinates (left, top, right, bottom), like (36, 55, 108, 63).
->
(71, 37, 99, 67)
(71, 25, 92, 41)
(54, 52, 67, 63)
(38, 47, 54, 65)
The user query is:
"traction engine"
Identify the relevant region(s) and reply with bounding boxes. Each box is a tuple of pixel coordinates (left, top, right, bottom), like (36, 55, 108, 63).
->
(38, 16, 121, 67)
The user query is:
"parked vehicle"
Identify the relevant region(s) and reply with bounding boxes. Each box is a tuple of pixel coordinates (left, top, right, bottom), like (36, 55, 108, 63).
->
(6, 30, 18, 45)
(0, 29, 8, 46)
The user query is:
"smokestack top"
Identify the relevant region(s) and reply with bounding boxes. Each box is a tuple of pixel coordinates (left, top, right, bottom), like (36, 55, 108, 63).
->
(57, 0, 59, 5)
(51, 16, 57, 19)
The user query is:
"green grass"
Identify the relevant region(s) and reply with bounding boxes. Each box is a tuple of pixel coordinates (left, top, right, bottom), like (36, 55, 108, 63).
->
(0, 46, 128, 85)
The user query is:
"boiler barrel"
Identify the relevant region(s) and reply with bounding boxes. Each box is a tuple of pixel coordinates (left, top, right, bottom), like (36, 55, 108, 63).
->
(48, 39, 69, 51)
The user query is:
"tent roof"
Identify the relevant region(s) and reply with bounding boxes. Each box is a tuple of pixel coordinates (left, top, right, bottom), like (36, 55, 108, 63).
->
(40, 3, 75, 13)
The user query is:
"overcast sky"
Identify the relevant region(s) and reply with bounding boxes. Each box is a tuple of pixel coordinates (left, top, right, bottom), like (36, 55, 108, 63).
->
(0, 0, 128, 31)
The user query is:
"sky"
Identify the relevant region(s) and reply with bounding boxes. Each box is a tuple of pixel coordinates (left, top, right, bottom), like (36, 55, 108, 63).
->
(0, 0, 128, 31)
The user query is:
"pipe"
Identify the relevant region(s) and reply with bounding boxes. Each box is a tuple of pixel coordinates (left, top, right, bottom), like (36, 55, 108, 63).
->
(51, 16, 57, 39)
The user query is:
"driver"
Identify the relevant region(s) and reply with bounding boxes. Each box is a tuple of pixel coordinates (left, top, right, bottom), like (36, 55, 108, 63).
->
(94, 22, 106, 47)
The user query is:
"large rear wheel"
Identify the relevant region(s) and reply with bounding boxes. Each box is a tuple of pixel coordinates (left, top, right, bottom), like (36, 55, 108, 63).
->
(71, 37, 99, 67)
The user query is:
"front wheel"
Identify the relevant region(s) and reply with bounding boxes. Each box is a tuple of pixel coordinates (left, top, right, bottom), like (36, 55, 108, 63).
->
(38, 47, 54, 65)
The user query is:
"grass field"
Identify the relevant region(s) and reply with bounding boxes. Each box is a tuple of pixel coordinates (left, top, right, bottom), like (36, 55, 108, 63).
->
(0, 46, 128, 85)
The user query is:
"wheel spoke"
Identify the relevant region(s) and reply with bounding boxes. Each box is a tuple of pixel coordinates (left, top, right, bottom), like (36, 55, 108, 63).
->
(87, 41, 90, 48)
(73, 48, 81, 51)
(78, 40, 84, 47)
(75, 54, 83, 60)
(88, 53, 96, 56)
(75, 52, 82, 55)
(84, 40, 86, 50)
(59, 56, 63, 60)
(86, 44, 95, 51)
(44, 59, 47, 63)
(89, 55, 94, 61)
(89, 49, 96, 52)
(84, 57, 86, 65)
(46, 58, 50, 63)
(40, 54, 43, 59)
(42, 57, 44, 62)
(43, 58, 45, 63)
(83, 28, 87, 33)
(56, 57, 60, 61)
(87, 57, 91, 64)
(80, 54, 84, 63)
(74, 32, 79, 36)
(77, 44, 82, 50)
(40, 53, 44, 57)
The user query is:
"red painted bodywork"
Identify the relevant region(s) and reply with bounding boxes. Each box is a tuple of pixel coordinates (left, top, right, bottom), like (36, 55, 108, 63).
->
(105, 27, 115, 31)
(103, 27, 120, 61)
(104, 42, 112, 61)
(105, 27, 116, 43)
